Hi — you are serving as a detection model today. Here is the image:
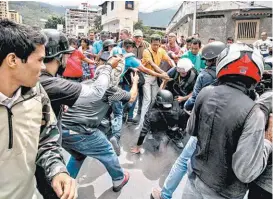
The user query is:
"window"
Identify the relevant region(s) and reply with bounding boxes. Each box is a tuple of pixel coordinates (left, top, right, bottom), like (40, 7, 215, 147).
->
(235, 20, 259, 41)
(125, 1, 134, 10)
(111, 1, 114, 10)
(102, 2, 107, 15)
(78, 26, 84, 29)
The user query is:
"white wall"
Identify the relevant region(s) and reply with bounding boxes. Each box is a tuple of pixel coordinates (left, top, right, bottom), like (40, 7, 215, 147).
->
(167, 1, 273, 33)
(101, 1, 139, 33)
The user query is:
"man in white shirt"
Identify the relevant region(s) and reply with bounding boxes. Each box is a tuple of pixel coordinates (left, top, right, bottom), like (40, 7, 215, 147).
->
(253, 32, 272, 57)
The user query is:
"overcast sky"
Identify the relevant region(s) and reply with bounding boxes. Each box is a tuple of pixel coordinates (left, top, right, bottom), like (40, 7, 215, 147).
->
(8, 0, 182, 12)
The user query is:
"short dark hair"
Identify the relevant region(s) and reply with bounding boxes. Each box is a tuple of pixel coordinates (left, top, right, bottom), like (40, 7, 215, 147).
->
(186, 37, 193, 43)
(69, 37, 77, 46)
(80, 38, 89, 45)
(151, 34, 161, 43)
(161, 38, 168, 44)
(227, 37, 234, 42)
(0, 19, 46, 66)
(208, 38, 215, 41)
(123, 39, 135, 48)
(191, 38, 202, 48)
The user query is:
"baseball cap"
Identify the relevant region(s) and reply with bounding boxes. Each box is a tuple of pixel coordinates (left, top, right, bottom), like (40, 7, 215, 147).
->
(133, 29, 143, 37)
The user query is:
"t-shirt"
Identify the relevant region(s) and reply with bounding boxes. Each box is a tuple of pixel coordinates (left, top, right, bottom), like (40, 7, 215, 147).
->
(63, 50, 85, 78)
(253, 39, 272, 57)
(125, 55, 141, 71)
(142, 47, 169, 71)
(40, 71, 82, 118)
(114, 47, 141, 73)
(167, 43, 181, 55)
(92, 40, 103, 54)
(181, 51, 206, 73)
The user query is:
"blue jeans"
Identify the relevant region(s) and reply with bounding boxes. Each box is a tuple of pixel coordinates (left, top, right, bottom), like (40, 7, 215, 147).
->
(62, 129, 124, 182)
(161, 136, 197, 199)
(123, 84, 137, 120)
(111, 101, 123, 140)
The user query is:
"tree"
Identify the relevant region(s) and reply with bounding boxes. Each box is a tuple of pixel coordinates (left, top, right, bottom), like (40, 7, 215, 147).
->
(44, 16, 65, 29)
(133, 20, 144, 30)
(94, 15, 103, 32)
(134, 19, 165, 41)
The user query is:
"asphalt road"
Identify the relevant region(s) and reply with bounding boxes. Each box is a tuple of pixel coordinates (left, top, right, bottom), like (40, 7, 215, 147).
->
(63, 124, 188, 199)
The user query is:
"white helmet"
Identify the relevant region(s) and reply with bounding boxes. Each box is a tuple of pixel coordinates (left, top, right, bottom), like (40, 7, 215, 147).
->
(177, 58, 194, 73)
(216, 43, 264, 83)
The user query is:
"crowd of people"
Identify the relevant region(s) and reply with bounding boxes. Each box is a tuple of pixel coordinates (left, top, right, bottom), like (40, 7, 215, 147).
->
(0, 18, 272, 199)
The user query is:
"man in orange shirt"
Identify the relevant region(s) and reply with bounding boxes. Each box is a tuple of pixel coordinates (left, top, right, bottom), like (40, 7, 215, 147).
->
(138, 34, 175, 128)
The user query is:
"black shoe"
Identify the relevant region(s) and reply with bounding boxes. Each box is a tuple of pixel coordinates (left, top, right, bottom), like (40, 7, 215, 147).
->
(132, 115, 141, 125)
(110, 137, 121, 156)
(127, 118, 139, 125)
(172, 139, 184, 149)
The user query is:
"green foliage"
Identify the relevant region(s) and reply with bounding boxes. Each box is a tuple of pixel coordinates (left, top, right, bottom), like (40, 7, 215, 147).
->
(9, 1, 64, 28)
(44, 16, 65, 29)
(94, 15, 103, 31)
(134, 19, 165, 41)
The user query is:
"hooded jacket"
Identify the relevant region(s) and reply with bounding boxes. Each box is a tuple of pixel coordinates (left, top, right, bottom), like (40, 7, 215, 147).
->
(0, 83, 67, 199)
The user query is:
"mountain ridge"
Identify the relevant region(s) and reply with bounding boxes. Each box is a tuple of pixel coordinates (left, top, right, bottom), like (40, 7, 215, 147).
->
(9, 1, 176, 28)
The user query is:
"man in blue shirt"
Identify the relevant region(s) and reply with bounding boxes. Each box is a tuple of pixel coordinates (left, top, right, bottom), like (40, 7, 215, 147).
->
(92, 31, 110, 57)
(109, 39, 169, 156)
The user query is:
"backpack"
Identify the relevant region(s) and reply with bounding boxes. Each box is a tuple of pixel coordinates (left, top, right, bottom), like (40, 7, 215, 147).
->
(122, 53, 145, 87)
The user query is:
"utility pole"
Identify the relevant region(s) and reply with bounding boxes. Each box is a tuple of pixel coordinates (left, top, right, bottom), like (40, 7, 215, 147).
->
(192, 1, 197, 34)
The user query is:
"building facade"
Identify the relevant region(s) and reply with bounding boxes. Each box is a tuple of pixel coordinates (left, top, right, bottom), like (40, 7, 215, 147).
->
(99, 1, 139, 34)
(65, 3, 98, 37)
(9, 10, 22, 23)
(167, 1, 272, 44)
(0, 0, 8, 20)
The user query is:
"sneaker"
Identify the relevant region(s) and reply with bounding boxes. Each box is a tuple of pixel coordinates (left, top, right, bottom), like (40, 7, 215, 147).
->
(110, 137, 121, 156)
(172, 139, 184, 149)
(113, 171, 130, 192)
(150, 187, 162, 199)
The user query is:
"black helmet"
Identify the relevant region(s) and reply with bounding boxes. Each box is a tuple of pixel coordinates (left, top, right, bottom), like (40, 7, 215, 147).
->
(103, 39, 117, 51)
(202, 41, 226, 60)
(123, 39, 135, 47)
(42, 29, 74, 59)
(100, 51, 110, 62)
(156, 90, 173, 108)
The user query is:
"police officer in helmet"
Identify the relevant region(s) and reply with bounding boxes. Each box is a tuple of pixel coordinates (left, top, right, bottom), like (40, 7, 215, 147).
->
(131, 89, 185, 154)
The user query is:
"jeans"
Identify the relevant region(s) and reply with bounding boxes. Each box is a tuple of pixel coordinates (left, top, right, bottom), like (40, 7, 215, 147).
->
(161, 136, 197, 199)
(122, 84, 138, 120)
(139, 75, 159, 128)
(111, 101, 123, 140)
(62, 129, 124, 183)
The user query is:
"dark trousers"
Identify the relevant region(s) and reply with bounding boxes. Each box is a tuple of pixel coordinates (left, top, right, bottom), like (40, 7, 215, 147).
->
(137, 86, 143, 115)
(248, 183, 272, 199)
